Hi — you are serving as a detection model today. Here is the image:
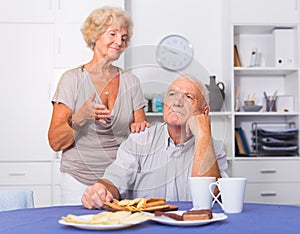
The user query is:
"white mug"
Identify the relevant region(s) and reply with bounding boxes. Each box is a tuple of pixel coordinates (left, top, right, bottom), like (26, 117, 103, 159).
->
(209, 177, 247, 213)
(189, 176, 216, 209)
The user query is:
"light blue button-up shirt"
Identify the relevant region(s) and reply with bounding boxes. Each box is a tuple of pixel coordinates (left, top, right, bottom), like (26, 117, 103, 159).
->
(103, 122, 228, 201)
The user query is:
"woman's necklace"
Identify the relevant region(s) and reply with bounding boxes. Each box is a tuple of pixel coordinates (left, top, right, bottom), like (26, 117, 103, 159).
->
(104, 91, 110, 96)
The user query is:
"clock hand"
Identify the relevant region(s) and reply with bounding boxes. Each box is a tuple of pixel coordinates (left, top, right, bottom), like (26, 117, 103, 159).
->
(164, 46, 179, 54)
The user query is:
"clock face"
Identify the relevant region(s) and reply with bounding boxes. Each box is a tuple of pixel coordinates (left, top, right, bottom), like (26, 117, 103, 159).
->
(156, 34, 194, 71)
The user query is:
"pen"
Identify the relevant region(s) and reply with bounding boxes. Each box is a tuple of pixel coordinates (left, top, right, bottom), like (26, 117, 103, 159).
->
(268, 90, 278, 111)
(272, 90, 278, 99)
(263, 91, 268, 101)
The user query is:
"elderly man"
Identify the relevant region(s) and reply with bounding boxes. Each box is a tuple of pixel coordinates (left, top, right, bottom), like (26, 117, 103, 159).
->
(82, 75, 227, 209)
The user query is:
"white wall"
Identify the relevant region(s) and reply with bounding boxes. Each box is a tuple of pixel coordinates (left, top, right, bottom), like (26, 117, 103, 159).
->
(125, 0, 226, 95)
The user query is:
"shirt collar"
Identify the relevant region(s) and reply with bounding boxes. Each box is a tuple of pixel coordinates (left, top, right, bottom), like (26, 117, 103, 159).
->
(163, 123, 195, 150)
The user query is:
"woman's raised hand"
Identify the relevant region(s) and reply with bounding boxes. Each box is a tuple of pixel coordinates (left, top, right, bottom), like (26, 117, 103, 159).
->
(73, 93, 112, 125)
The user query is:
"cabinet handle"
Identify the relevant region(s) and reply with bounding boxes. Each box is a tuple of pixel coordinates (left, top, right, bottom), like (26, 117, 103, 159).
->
(57, 37, 61, 55)
(260, 169, 276, 174)
(9, 172, 26, 176)
(260, 192, 277, 197)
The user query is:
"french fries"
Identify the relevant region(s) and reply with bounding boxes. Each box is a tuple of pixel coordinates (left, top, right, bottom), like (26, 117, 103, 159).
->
(103, 198, 177, 212)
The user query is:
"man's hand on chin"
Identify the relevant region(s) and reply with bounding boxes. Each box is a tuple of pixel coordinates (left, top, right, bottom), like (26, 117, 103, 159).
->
(186, 114, 212, 140)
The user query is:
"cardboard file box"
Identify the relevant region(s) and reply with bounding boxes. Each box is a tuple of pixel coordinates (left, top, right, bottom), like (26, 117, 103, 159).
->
(273, 28, 296, 67)
(276, 95, 294, 112)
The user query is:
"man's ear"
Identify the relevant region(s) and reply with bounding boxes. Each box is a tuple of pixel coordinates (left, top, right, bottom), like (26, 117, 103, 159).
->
(203, 106, 210, 116)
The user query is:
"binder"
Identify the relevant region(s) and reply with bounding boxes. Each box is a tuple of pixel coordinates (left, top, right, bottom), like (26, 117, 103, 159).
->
(236, 127, 250, 155)
(234, 44, 242, 67)
(235, 129, 246, 155)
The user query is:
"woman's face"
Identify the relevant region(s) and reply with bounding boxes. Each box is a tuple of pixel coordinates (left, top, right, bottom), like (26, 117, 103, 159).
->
(94, 25, 128, 60)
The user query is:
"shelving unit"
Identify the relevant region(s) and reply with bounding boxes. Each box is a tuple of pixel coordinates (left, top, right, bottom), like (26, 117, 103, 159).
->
(231, 23, 300, 204)
(232, 24, 299, 156)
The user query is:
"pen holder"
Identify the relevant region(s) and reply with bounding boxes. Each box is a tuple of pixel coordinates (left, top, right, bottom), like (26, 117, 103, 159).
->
(266, 96, 277, 112)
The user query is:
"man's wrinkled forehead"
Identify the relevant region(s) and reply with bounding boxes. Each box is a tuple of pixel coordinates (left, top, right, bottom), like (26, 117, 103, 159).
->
(168, 78, 199, 93)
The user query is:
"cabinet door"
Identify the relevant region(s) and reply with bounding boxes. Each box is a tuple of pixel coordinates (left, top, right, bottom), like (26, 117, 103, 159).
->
(0, 0, 54, 23)
(54, 23, 92, 68)
(52, 184, 62, 206)
(230, 0, 299, 23)
(0, 162, 52, 185)
(54, 24, 125, 70)
(0, 185, 52, 207)
(52, 160, 62, 205)
(245, 183, 300, 205)
(55, 0, 125, 23)
(232, 160, 300, 182)
(0, 24, 54, 161)
(0, 162, 52, 207)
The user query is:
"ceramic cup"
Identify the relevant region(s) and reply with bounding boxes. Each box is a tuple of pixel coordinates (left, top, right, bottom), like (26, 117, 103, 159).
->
(189, 176, 216, 209)
(209, 177, 247, 213)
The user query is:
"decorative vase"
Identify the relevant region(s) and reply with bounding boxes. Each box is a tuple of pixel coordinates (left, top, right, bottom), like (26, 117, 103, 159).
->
(205, 75, 225, 111)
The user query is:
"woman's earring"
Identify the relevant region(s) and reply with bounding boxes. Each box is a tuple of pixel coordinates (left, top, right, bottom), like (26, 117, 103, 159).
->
(91, 41, 96, 48)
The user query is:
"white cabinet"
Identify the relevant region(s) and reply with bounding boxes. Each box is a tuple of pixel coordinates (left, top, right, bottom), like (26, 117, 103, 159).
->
(230, 0, 300, 24)
(54, 0, 125, 23)
(52, 160, 62, 205)
(54, 23, 92, 68)
(0, 0, 54, 23)
(0, 24, 54, 161)
(0, 162, 52, 185)
(233, 159, 300, 204)
(0, 0, 55, 207)
(0, 185, 52, 208)
(53, 0, 125, 69)
(0, 162, 52, 207)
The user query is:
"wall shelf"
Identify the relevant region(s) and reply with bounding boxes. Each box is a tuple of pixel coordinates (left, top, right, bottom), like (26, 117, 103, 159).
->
(234, 67, 298, 76)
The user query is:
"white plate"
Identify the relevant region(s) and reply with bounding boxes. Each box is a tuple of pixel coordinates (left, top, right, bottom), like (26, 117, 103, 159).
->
(152, 211, 228, 227)
(59, 214, 146, 230)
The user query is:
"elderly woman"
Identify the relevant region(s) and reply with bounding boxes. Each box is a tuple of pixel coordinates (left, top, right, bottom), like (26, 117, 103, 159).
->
(48, 6, 149, 205)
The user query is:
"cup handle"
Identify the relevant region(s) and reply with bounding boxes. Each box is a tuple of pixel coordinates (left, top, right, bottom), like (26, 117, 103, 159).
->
(212, 191, 221, 206)
(209, 182, 224, 210)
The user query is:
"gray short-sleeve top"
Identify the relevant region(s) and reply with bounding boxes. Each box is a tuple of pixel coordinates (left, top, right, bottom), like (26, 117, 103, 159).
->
(52, 66, 147, 185)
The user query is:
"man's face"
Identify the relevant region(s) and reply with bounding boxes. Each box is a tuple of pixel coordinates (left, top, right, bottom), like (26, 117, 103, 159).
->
(163, 78, 203, 126)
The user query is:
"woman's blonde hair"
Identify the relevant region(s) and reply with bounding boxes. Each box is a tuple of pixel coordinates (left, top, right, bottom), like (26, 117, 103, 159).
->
(81, 6, 133, 49)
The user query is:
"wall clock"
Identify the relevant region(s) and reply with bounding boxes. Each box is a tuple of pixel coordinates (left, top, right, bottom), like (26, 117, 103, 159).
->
(156, 34, 194, 71)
